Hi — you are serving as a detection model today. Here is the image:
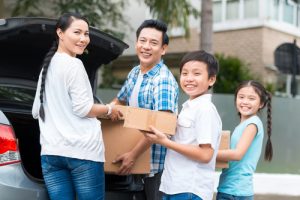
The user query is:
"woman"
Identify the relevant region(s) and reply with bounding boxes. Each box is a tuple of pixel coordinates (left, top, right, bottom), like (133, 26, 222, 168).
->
(32, 12, 121, 200)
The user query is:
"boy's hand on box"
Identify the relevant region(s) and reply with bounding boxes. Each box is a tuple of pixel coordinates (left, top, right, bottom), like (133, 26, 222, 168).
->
(143, 126, 169, 145)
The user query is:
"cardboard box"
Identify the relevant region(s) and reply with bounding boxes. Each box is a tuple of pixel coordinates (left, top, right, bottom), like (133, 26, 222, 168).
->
(101, 105, 229, 172)
(116, 105, 177, 135)
(100, 105, 177, 174)
(101, 119, 151, 174)
(216, 130, 230, 169)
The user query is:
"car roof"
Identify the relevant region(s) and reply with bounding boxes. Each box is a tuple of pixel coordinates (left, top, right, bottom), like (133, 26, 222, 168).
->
(0, 17, 129, 89)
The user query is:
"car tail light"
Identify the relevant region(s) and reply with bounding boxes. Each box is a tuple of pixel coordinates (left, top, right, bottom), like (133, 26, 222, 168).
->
(0, 124, 21, 166)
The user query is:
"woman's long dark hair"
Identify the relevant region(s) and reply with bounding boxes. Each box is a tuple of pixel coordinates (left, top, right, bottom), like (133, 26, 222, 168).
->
(39, 12, 89, 121)
(234, 80, 273, 161)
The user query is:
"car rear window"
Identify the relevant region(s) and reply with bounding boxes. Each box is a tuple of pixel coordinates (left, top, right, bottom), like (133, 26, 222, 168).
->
(0, 85, 35, 105)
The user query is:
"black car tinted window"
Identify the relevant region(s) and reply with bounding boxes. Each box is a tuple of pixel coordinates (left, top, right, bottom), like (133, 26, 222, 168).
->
(0, 85, 35, 105)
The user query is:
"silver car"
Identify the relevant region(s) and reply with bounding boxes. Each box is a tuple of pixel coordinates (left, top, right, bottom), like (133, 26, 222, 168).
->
(0, 17, 129, 200)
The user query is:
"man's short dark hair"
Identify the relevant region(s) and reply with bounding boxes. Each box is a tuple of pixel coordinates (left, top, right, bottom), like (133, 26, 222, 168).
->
(136, 19, 169, 45)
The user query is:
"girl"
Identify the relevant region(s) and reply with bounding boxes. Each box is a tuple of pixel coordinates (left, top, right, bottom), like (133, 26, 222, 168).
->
(32, 13, 121, 200)
(217, 80, 273, 200)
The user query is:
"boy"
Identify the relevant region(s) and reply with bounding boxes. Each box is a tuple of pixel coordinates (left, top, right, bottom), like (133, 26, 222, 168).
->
(144, 50, 222, 200)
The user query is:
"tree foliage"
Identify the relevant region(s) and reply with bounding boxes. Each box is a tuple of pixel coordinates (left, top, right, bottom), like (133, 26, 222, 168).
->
(143, 0, 199, 37)
(145, 0, 213, 51)
(11, 0, 129, 39)
(11, 0, 202, 39)
(214, 54, 257, 94)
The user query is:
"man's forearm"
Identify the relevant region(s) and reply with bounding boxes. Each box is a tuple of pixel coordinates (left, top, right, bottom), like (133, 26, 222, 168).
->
(131, 137, 152, 160)
(111, 97, 126, 106)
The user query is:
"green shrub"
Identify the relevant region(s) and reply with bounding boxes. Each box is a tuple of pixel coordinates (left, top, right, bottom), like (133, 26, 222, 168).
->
(213, 53, 257, 94)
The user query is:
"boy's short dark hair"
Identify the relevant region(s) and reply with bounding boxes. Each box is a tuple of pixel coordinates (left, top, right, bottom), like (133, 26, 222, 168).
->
(136, 19, 169, 45)
(179, 50, 219, 78)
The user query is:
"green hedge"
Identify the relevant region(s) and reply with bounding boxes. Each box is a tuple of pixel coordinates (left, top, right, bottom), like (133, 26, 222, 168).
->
(214, 53, 257, 94)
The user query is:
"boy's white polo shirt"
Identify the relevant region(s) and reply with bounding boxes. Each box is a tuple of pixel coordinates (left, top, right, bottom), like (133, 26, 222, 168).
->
(160, 94, 222, 200)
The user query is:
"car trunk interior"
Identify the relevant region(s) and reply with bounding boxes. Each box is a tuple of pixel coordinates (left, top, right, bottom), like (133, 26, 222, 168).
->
(4, 111, 43, 181)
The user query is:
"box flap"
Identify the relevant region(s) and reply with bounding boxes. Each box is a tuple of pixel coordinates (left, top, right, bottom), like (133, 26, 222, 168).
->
(119, 105, 177, 135)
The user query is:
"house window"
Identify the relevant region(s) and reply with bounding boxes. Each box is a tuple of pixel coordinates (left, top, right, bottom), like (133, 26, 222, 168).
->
(244, 0, 259, 18)
(213, 0, 222, 22)
(226, 0, 239, 20)
(283, 0, 296, 24)
(213, 0, 259, 21)
(270, 0, 280, 21)
(268, 0, 300, 26)
(213, 0, 300, 29)
(213, 0, 260, 22)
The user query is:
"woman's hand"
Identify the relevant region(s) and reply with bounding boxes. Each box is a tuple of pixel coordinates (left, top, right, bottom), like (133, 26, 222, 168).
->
(109, 105, 123, 121)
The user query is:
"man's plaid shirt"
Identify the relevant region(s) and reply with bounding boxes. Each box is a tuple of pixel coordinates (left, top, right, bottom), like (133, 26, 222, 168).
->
(117, 60, 179, 175)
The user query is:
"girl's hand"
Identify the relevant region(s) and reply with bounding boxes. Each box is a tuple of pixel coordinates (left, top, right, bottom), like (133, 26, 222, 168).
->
(143, 125, 169, 145)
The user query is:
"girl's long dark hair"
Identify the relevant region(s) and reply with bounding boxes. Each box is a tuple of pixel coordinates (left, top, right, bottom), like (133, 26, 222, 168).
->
(39, 13, 89, 121)
(234, 80, 273, 161)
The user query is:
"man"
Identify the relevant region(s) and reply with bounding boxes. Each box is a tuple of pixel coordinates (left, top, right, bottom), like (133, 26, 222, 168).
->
(111, 19, 179, 200)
